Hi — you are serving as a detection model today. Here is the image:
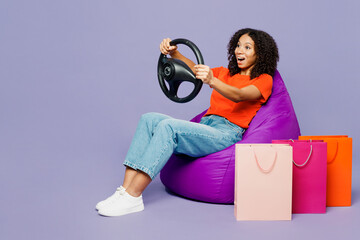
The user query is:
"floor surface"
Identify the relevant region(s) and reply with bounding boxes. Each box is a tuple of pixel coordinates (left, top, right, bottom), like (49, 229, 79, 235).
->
(1, 150, 359, 240)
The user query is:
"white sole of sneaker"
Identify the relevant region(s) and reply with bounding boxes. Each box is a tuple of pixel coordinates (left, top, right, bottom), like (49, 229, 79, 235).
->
(98, 204, 144, 217)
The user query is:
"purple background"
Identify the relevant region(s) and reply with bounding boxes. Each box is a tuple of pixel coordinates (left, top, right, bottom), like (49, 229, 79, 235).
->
(0, 0, 359, 239)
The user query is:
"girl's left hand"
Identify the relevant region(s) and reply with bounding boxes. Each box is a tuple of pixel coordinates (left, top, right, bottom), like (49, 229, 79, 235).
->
(194, 64, 214, 86)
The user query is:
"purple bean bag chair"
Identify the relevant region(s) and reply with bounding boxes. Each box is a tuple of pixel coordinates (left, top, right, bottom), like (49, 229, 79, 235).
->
(160, 70, 301, 203)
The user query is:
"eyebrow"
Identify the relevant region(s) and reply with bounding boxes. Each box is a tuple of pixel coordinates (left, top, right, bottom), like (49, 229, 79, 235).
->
(238, 41, 253, 46)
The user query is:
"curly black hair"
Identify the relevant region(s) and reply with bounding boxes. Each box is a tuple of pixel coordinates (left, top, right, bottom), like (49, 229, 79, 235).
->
(227, 28, 279, 79)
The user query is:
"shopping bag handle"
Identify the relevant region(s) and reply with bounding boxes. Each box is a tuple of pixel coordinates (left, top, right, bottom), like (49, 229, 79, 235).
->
(327, 141, 339, 164)
(253, 149, 277, 173)
(290, 139, 313, 167)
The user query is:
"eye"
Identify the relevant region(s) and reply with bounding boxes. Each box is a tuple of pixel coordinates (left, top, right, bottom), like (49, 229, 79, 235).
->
(245, 46, 251, 50)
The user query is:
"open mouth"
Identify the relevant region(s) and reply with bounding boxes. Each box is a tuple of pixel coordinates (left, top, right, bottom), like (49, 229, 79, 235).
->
(237, 57, 245, 62)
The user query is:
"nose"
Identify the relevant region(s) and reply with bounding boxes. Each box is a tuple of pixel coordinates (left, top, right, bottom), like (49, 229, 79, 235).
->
(235, 46, 243, 54)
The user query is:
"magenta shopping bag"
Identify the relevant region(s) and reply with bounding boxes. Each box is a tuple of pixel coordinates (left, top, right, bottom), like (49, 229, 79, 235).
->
(273, 140, 327, 213)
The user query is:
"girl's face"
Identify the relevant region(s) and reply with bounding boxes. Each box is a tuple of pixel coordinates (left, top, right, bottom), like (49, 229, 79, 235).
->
(235, 34, 257, 75)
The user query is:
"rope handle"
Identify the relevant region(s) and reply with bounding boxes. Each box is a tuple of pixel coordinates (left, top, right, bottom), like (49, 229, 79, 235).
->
(253, 148, 277, 173)
(290, 139, 313, 167)
(327, 141, 339, 164)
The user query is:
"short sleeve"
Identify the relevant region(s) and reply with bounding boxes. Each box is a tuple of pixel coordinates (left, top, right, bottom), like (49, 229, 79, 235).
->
(251, 74, 273, 103)
(211, 67, 225, 78)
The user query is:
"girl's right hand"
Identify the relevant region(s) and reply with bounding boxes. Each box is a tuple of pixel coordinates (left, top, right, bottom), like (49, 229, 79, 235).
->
(159, 38, 178, 55)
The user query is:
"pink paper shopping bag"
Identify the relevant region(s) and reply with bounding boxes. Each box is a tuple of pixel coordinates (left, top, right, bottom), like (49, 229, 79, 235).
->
(235, 144, 293, 221)
(273, 140, 327, 213)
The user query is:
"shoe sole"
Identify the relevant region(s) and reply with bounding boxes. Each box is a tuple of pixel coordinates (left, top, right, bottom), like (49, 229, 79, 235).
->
(98, 204, 144, 217)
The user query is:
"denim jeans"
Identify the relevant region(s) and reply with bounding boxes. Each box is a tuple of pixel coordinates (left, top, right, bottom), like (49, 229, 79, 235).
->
(123, 112, 245, 179)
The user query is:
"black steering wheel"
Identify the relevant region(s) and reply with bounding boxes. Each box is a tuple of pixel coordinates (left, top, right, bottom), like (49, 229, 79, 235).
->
(157, 38, 204, 103)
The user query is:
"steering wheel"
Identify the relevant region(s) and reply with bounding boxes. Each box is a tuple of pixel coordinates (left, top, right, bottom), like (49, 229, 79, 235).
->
(157, 38, 204, 103)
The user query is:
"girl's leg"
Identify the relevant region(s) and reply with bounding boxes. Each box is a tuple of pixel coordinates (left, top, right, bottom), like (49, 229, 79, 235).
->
(96, 113, 171, 212)
(124, 115, 243, 181)
(121, 116, 242, 200)
(122, 167, 138, 189)
(125, 170, 152, 197)
(122, 112, 172, 184)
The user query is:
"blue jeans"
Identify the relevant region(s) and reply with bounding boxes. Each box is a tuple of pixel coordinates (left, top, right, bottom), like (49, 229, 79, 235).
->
(123, 113, 245, 179)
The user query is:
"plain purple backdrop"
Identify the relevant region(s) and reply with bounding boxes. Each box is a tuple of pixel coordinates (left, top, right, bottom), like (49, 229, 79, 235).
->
(1, 0, 359, 239)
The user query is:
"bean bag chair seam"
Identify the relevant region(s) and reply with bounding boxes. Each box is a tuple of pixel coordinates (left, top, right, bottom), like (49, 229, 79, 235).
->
(216, 146, 235, 202)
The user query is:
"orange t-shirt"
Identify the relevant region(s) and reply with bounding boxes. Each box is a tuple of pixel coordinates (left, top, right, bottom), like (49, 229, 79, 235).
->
(204, 67, 273, 129)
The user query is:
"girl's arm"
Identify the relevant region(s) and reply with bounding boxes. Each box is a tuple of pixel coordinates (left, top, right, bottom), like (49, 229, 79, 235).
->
(160, 38, 196, 73)
(194, 64, 262, 103)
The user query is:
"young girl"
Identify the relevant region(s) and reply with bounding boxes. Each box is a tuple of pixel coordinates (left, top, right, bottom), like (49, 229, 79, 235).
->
(96, 28, 279, 217)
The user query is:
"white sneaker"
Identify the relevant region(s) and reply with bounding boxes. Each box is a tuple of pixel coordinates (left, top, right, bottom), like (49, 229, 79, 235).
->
(96, 186, 126, 211)
(98, 191, 144, 217)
